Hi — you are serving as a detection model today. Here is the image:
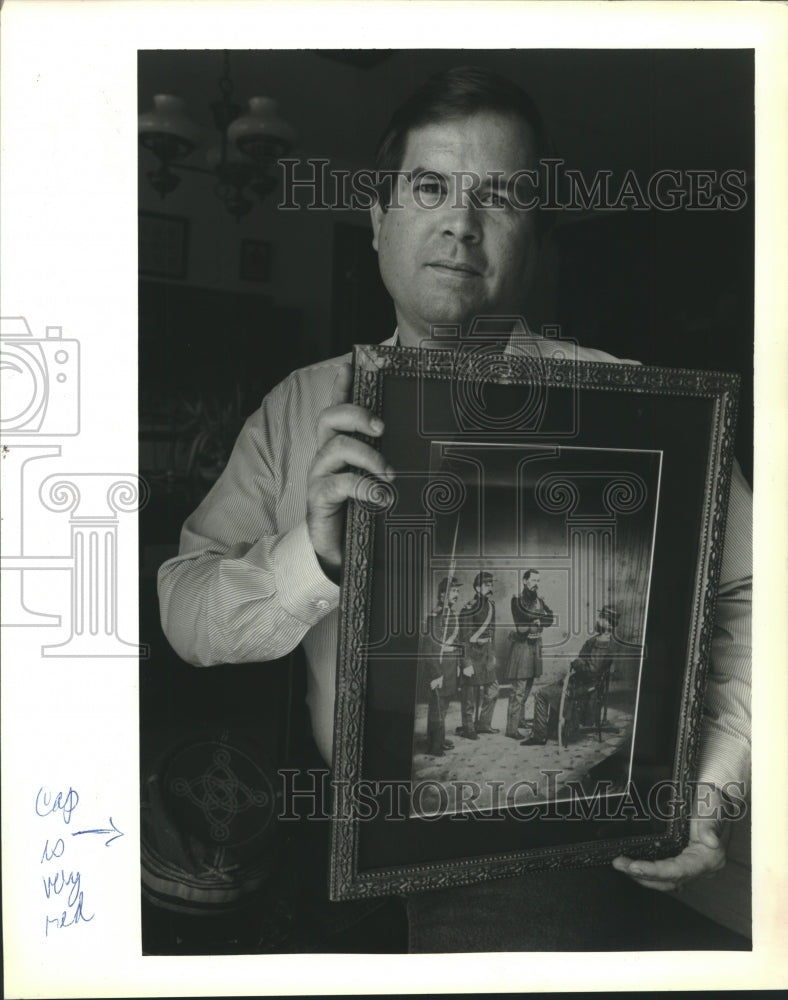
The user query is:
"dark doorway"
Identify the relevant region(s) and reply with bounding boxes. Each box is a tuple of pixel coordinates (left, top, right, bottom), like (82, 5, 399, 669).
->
(331, 221, 396, 355)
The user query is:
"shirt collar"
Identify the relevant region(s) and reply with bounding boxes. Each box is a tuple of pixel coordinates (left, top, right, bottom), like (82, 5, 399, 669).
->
(382, 324, 556, 356)
(382, 325, 637, 366)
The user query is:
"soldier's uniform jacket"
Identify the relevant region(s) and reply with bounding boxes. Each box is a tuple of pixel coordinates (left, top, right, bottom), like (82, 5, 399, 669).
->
(423, 605, 462, 694)
(538, 633, 629, 714)
(568, 634, 626, 687)
(459, 594, 497, 686)
(510, 590, 554, 640)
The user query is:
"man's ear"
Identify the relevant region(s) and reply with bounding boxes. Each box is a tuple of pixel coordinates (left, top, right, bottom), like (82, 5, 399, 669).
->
(370, 202, 385, 252)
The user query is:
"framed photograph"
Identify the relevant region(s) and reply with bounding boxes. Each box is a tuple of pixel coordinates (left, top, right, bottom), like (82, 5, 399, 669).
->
(138, 210, 189, 279)
(329, 339, 740, 900)
(239, 238, 272, 282)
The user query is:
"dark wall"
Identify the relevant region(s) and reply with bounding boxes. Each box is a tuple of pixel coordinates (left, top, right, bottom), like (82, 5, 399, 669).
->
(556, 206, 754, 483)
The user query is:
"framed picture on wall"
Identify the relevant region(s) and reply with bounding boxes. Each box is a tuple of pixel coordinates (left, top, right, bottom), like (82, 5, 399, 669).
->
(328, 339, 740, 900)
(139, 211, 190, 280)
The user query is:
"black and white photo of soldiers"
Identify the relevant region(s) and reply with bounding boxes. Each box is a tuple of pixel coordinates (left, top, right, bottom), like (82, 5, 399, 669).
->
(504, 568, 555, 738)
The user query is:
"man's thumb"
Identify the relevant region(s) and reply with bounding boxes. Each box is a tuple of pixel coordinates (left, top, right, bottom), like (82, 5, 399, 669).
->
(695, 820, 722, 850)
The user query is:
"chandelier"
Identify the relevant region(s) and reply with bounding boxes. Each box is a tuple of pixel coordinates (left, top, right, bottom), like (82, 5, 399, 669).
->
(138, 51, 296, 221)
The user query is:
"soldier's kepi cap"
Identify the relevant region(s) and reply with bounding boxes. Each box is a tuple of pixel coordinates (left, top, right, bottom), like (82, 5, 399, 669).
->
(474, 571, 494, 588)
(438, 576, 462, 592)
(598, 604, 619, 626)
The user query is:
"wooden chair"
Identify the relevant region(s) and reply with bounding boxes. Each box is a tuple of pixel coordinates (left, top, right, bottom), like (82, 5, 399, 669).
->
(557, 662, 614, 748)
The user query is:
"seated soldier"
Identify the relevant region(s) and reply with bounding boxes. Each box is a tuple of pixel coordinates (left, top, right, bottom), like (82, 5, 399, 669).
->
(521, 604, 623, 746)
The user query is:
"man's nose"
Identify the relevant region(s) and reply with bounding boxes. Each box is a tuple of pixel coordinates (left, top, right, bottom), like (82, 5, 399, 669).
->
(441, 199, 482, 243)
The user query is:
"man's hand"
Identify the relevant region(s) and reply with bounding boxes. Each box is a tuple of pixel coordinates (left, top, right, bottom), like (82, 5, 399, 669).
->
(307, 363, 393, 580)
(612, 786, 728, 892)
(462, 664, 475, 678)
(430, 676, 443, 691)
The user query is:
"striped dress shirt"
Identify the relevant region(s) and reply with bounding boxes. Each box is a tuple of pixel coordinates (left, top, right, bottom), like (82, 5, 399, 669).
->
(158, 335, 751, 790)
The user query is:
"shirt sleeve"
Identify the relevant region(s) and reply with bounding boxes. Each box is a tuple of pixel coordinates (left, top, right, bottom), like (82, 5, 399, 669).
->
(157, 375, 339, 667)
(695, 458, 752, 792)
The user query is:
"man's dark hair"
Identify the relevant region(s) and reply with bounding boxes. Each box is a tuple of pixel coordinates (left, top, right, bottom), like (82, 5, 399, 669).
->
(374, 65, 556, 234)
(523, 568, 540, 581)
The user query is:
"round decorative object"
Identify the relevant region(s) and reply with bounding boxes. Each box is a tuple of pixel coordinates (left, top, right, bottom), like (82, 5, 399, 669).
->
(141, 731, 280, 915)
(0, 342, 47, 430)
(138, 95, 201, 159)
(228, 98, 295, 162)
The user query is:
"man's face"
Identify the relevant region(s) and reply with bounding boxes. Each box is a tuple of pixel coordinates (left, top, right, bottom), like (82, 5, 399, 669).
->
(477, 580, 493, 597)
(370, 112, 541, 348)
(448, 585, 460, 606)
(524, 573, 539, 592)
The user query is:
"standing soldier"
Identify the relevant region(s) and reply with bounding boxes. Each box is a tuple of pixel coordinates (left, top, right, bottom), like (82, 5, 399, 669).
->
(423, 576, 463, 757)
(505, 569, 554, 738)
(457, 571, 499, 739)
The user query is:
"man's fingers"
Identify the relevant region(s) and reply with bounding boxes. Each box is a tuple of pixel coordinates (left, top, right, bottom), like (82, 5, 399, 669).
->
(612, 789, 729, 894)
(309, 471, 393, 513)
(692, 819, 723, 851)
(311, 433, 393, 482)
(611, 859, 681, 893)
(306, 379, 390, 571)
(612, 855, 688, 883)
(309, 471, 363, 510)
(612, 838, 724, 891)
(317, 402, 384, 449)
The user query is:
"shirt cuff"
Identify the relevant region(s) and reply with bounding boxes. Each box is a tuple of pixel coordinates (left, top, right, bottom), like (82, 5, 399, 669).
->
(271, 521, 340, 623)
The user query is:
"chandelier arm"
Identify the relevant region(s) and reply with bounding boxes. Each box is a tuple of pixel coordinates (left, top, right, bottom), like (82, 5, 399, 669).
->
(171, 163, 216, 176)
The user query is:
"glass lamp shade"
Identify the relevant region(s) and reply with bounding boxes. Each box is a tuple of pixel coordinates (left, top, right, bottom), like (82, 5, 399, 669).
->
(138, 95, 201, 162)
(227, 98, 295, 164)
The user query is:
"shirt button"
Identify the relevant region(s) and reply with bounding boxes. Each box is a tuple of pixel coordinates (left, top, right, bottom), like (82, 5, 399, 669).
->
(315, 599, 329, 612)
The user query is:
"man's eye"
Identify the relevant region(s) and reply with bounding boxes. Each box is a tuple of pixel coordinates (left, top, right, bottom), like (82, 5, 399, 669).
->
(413, 176, 447, 206)
(481, 191, 509, 208)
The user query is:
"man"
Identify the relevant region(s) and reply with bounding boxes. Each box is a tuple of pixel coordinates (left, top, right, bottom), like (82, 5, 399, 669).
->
(457, 571, 499, 738)
(522, 604, 623, 746)
(505, 569, 554, 739)
(159, 66, 752, 949)
(422, 575, 463, 756)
